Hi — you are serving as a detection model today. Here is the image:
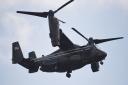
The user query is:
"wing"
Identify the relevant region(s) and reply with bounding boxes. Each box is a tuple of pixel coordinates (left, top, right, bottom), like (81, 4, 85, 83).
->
(59, 29, 74, 50)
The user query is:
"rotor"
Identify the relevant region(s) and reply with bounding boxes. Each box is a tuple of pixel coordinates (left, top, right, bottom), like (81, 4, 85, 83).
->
(72, 28, 123, 45)
(72, 28, 123, 66)
(17, 0, 74, 18)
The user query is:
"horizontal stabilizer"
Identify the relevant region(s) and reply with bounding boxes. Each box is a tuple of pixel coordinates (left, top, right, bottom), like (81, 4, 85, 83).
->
(17, 11, 48, 18)
(18, 58, 39, 73)
(12, 42, 39, 73)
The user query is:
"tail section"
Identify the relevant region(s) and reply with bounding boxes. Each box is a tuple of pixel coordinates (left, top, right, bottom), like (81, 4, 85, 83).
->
(29, 51, 37, 60)
(12, 42, 24, 64)
(12, 42, 39, 73)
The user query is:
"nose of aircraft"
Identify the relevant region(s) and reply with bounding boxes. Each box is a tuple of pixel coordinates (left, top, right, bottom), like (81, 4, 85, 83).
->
(97, 49, 107, 60)
(100, 51, 107, 60)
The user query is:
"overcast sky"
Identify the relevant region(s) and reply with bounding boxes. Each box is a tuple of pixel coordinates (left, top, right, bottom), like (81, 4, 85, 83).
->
(0, 0, 128, 85)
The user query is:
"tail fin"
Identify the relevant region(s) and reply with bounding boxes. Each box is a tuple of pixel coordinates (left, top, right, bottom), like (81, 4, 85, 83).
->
(12, 42, 24, 64)
(29, 51, 37, 60)
(12, 42, 39, 73)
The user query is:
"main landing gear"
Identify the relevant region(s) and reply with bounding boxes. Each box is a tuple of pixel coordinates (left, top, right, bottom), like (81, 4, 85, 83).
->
(66, 70, 72, 78)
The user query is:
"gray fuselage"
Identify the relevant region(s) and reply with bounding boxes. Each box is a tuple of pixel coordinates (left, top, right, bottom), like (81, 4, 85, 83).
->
(34, 44, 107, 73)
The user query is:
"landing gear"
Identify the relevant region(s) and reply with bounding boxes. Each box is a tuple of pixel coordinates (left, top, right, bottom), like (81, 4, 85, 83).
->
(100, 61, 104, 65)
(66, 70, 72, 78)
(66, 73, 71, 78)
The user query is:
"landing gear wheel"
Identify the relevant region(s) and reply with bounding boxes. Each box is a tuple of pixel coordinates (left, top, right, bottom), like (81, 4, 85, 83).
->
(66, 73, 71, 78)
(100, 61, 103, 65)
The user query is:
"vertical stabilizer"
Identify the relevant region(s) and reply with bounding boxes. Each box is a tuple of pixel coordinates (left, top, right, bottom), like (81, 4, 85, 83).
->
(12, 42, 24, 64)
(12, 42, 39, 73)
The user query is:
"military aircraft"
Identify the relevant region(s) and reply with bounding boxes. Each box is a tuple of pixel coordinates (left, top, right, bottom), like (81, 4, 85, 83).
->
(17, 0, 74, 47)
(12, 28, 123, 78)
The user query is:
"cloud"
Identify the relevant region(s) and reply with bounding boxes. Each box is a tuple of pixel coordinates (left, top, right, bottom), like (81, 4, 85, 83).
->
(73, 0, 128, 12)
(118, 0, 128, 10)
(0, 12, 34, 64)
(2, 13, 33, 43)
(0, 0, 68, 8)
(1, 0, 128, 13)
(97, 0, 128, 11)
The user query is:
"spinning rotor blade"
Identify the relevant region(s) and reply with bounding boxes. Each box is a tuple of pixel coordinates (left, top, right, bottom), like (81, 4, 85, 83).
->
(17, 11, 48, 18)
(93, 37, 124, 44)
(72, 28, 89, 42)
(54, 0, 74, 13)
(72, 28, 123, 44)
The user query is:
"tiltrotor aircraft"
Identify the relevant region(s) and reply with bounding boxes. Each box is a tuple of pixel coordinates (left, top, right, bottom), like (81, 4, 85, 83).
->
(17, 0, 74, 47)
(12, 27, 123, 78)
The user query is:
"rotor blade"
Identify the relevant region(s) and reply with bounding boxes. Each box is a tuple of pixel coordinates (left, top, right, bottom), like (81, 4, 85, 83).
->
(72, 28, 89, 42)
(17, 11, 48, 18)
(54, 0, 74, 13)
(94, 37, 124, 44)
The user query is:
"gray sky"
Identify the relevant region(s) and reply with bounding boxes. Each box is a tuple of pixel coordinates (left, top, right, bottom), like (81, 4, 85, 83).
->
(0, 0, 128, 85)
